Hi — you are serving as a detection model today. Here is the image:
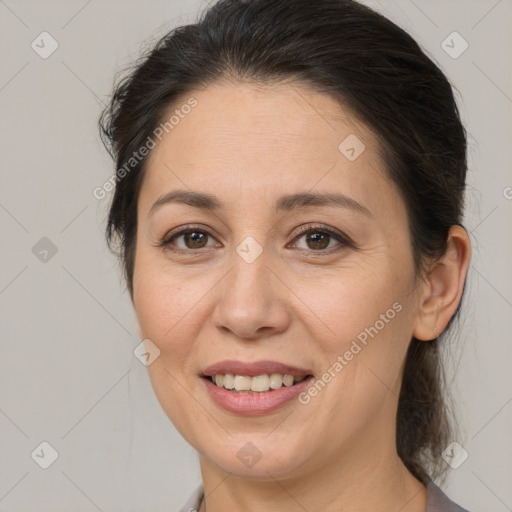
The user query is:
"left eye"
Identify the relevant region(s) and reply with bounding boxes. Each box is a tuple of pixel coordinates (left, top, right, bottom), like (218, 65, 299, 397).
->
(290, 228, 345, 252)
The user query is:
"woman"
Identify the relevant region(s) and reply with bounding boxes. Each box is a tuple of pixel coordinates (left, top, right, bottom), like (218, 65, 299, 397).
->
(99, 0, 472, 510)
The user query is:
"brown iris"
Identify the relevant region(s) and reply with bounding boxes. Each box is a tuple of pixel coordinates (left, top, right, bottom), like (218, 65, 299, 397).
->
(305, 231, 330, 250)
(184, 231, 208, 249)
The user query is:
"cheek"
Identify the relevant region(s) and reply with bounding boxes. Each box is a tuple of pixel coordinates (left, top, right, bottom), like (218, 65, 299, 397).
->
(295, 290, 414, 455)
(132, 249, 224, 400)
(133, 247, 206, 345)
(302, 261, 412, 352)
(132, 257, 213, 438)
(132, 256, 201, 394)
(300, 261, 416, 408)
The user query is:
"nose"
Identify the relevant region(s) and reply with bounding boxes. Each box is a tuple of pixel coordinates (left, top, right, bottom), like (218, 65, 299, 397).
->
(212, 252, 291, 340)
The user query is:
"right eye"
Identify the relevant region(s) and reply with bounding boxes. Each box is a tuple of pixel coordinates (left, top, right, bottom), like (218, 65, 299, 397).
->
(158, 225, 222, 254)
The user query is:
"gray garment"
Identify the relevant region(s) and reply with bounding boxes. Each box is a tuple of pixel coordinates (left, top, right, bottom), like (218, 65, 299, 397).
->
(178, 480, 470, 512)
(426, 480, 470, 512)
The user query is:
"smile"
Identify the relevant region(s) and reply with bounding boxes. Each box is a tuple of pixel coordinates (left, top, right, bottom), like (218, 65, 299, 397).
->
(200, 360, 314, 415)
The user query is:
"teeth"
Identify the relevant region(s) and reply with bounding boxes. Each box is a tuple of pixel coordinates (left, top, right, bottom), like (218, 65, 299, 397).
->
(223, 374, 234, 389)
(233, 375, 252, 391)
(251, 374, 269, 392)
(210, 373, 307, 393)
(282, 374, 294, 387)
(269, 373, 283, 389)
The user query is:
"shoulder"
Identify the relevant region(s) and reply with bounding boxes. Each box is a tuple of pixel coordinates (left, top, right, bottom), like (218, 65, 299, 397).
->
(177, 484, 203, 512)
(426, 480, 471, 512)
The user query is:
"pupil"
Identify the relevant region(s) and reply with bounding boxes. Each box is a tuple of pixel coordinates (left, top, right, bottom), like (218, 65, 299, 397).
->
(186, 231, 206, 248)
(307, 232, 329, 250)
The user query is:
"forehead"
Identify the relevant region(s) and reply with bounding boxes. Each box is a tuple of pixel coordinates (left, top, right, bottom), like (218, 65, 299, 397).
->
(149, 81, 374, 160)
(138, 81, 401, 220)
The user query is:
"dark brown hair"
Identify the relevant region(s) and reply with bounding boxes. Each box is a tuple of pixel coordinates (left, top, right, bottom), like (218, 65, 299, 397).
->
(99, 0, 467, 484)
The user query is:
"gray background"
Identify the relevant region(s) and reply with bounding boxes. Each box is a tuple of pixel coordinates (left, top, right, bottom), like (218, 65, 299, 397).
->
(1, 0, 511, 511)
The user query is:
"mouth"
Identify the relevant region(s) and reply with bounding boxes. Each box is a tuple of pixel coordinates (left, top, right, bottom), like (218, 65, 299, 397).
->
(199, 360, 314, 414)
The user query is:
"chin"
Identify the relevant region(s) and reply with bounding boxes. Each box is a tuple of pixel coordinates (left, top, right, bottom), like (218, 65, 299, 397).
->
(194, 432, 315, 481)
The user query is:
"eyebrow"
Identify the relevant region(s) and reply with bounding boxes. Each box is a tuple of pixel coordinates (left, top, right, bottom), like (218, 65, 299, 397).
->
(149, 190, 372, 218)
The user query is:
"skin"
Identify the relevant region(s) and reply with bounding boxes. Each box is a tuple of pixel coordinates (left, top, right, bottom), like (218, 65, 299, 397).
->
(132, 81, 471, 512)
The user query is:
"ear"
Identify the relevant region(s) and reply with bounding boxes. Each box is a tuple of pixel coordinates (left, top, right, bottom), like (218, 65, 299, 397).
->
(413, 225, 471, 341)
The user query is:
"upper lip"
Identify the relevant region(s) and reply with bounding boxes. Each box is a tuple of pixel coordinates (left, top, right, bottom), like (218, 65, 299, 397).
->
(201, 360, 313, 378)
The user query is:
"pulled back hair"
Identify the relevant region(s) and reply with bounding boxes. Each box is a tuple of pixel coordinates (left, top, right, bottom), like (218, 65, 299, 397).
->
(99, 0, 467, 484)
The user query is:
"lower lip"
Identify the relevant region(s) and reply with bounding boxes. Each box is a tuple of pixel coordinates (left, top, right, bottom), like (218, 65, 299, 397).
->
(201, 376, 313, 416)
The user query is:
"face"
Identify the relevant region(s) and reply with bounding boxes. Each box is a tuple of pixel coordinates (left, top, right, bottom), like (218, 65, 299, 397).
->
(132, 82, 424, 480)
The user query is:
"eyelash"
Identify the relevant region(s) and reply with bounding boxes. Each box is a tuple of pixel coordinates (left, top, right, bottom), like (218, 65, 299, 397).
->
(157, 223, 353, 256)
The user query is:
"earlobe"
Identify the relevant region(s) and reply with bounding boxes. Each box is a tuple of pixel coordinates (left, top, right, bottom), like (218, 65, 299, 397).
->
(413, 225, 471, 341)
(413, 299, 442, 342)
